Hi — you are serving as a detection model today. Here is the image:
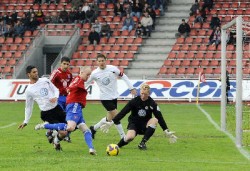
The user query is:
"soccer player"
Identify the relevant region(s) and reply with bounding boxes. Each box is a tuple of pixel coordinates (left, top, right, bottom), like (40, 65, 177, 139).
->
(100, 83, 177, 150)
(85, 54, 137, 139)
(35, 66, 96, 155)
(18, 65, 68, 151)
(50, 56, 73, 142)
(50, 56, 73, 111)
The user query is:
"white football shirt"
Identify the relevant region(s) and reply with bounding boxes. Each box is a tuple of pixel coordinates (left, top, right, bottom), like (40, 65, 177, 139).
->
(86, 65, 134, 100)
(24, 77, 59, 124)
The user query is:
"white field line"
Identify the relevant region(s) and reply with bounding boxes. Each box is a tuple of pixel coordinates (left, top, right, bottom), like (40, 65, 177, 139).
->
(0, 122, 16, 129)
(197, 104, 250, 160)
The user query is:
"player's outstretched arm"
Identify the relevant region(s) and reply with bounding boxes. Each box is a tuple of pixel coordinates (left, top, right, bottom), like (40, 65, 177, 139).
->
(100, 121, 114, 133)
(164, 129, 177, 143)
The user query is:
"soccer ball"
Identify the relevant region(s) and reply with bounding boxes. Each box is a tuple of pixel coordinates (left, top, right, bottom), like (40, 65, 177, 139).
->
(106, 144, 119, 156)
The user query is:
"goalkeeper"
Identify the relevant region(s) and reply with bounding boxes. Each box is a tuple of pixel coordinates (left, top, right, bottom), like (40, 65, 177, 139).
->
(101, 83, 177, 150)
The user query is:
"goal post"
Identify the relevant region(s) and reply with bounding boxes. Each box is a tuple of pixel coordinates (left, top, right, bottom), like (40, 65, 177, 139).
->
(221, 16, 243, 147)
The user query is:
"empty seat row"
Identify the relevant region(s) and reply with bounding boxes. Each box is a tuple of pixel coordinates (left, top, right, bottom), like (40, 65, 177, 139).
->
(0, 44, 27, 51)
(0, 37, 31, 44)
(81, 37, 142, 46)
(172, 44, 236, 52)
(168, 51, 248, 60)
(71, 59, 130, 67)
(0, 51, 23, 58)
(72, 52, 135, 60)
(158, 67, 222, 75)
(77, 44, 139, 52)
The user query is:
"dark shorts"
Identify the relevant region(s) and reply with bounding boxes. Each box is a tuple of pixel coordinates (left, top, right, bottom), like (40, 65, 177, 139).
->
(40, 105, 66, 124)
(101, 99, 117, 111)
(127, 121, 147, 135)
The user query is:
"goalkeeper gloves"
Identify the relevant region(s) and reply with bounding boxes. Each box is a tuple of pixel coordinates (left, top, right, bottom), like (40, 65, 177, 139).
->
(164, 129, 177, 143)
(100, 120, 114, 133)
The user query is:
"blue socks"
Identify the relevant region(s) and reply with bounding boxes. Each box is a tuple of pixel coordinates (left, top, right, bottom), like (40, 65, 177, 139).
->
(84, 130, 94, 149)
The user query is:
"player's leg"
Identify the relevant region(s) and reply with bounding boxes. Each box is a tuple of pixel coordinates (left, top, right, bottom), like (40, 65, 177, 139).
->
(117, 129, 136, 148)
(138, 118, 158, 150)
(78, 123, 96, 155)
(58, 95, 72, 142)
(108, 109, 125, 139)
(90, 99, 125, 139)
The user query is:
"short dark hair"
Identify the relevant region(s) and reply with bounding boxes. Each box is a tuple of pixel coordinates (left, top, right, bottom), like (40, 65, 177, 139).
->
(96, 54, 106, 60)
(26, 65, 36, 74)
(61, 56, 70, 63)
(182, 19, 185, 22)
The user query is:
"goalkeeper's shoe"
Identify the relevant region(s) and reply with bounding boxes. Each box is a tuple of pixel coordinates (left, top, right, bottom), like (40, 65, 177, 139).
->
(90, 126, 96, 139)
(89, 148, 97, 155)
(53, 143, 62, 151)
(138, 142, 147, 150)
(35, 122, 48, 130)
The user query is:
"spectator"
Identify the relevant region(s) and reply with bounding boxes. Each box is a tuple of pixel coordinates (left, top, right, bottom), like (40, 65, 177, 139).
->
(2, 12, 10, 25)
(3, 24, 14, 37)
(35, 9, 44, 24)
(114, 2, 125, 18)
(155, 0, 165, 16)
(140, 12, 153, 37)
(227, 28, 236, 45)
(59, 7, 69, 23)
(51, 11, 59, 23)
(100, 21, 111, 38)
(0, 20, 6, 36)
(202, 0, 213, 11)
(122, 13, 135, 32)
(82, 2, 90, 13)
(28, 13, 39, 31)
(92, 19, 102, 34)
(13, 20, 25, 37)
(175, 19, 191, 38)
(71, 0, 84, 9)
(210, 14, 220, 29)
(44, 12, 52, 24)
(88, 27, 100, 45)
(194, 7, 206, 25)
(136, 22, 144, 37)
(85, 7, 96, 24)
(209, 26, 221, 47)
(68, 8, 77, 23)
(190, 0, 199, 16)
(91, 1, 99, 19)
(10, 11, 18, 24)
(130, 0, 143, 19)
(147, 7, 156, 30)
(76, 6, 86, 24)
(26, 8, 35, 20)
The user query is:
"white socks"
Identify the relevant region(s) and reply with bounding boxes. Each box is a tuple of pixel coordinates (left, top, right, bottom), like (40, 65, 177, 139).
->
(115, 123, 125, 139)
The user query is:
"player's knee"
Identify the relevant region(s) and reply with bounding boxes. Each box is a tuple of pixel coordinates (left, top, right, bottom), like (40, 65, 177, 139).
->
(59, 130, 68, 137)
(152, 118, 158, 124)
(67, 126, 75, 132)
(125, 135, 134, 142)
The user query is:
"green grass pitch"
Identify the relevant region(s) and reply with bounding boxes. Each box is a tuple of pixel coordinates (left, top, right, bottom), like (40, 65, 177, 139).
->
(0, 102, 250, 171)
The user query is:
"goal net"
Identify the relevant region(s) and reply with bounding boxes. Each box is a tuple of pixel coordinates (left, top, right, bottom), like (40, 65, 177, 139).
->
(221, 16, 250, 148)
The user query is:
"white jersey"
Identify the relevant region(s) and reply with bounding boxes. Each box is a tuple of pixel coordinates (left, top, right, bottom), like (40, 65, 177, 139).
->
(86, 65, 134, 100)
(24, 77, 59, 124)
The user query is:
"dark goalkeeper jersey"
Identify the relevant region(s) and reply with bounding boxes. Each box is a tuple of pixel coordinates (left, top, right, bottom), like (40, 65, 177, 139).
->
(113, 96, 168, 131)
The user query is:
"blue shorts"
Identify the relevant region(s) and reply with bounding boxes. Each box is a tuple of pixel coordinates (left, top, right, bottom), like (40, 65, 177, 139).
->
(66, 103, 85, 125)
(58, 95, 67, 111)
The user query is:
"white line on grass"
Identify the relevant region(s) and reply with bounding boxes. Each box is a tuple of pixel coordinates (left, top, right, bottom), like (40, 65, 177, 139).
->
(0, 122, 16, 129)
(197, 104, 250, 160)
